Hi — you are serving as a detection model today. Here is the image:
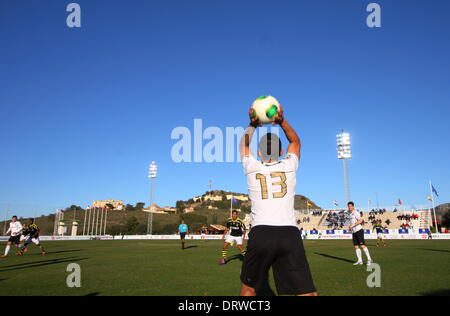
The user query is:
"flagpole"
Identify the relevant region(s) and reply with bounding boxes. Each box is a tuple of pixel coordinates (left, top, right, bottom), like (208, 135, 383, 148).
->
(83, 207, 88, 236)
(429, 181, 439, 234)
(87, 208, 92, 236)
(53, 209, 58, 236)
(3, 204, 10, 235)
(95, 207, 99, 236)
(230, 194, 233, 217)
(99, 208, 104, 236)
(104, 207, 108, 235)
(91, 208, 95, 235)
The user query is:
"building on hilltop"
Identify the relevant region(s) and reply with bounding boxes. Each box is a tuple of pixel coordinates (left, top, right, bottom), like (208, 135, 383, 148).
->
(184, 207, 195, 214)
(193, 193, 249, 203)
(143, 205, 176, 215)
(92, 200, 124, 210)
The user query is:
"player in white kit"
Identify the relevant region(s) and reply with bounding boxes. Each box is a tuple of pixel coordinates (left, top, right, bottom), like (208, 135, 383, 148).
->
(1, 216, 23, 258)
(348, 202, 373, 266)
(239, 105, 317, 296)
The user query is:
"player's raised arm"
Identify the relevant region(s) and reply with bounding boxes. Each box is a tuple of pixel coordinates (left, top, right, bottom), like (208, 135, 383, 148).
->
(275, 106, 301, 159)
(239, 108, 260, 159)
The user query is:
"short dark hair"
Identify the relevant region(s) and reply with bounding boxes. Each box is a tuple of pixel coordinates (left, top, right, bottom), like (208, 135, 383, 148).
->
(259, 133, 282, 161)
(12, 216, 17, 219)
(347, 202, 355, 207)
(232, 210, 238, 214)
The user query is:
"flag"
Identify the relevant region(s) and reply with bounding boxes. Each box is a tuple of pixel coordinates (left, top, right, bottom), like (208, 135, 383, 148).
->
(398, 199, 403, 205)
(231, 195, 239, 205)
(432, 185, 439, 197)
(333, 200, 339, 206)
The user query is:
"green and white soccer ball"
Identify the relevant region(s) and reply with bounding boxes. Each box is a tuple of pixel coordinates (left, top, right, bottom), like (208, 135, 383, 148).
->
(251, 95, 281, 125)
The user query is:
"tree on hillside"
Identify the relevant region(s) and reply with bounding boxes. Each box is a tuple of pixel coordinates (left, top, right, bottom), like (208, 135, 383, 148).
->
(212, 213, 218, 225)
(65, 205, 83, 212)
(135, 202, 145, 211)
(125, 217, 139, 234)
(442, 209, 450, 228)
(125, 204, 135, 212)
(176, 201, 184, 214)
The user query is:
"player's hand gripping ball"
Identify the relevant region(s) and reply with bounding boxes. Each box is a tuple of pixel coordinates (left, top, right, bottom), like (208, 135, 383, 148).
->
(251, 95, 281, 125)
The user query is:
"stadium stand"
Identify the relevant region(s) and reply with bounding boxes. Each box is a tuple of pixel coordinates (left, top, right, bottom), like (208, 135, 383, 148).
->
(294, 208, 433, 231)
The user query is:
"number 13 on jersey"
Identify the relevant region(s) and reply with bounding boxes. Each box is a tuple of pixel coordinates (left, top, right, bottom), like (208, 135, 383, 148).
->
(256, 172, 287, 200)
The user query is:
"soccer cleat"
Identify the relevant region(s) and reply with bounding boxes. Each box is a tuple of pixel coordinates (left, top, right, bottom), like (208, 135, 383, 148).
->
(24, 248, 28, 253)
(353, 262, 363, 266)
(41, 252, 47, 256)
(218, 259, 227, 265)
(384, 244, 388, 247)
(15, 252, 23, 256)
(0, 255, 7, 258)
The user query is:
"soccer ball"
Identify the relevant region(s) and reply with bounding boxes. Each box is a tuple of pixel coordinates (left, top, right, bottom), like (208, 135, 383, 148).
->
(251, 95, 281, 125)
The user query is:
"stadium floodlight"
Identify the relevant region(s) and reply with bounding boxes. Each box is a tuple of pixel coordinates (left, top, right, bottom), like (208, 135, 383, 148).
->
(147, 161, 158, 235)
(337, 131, 352, 203)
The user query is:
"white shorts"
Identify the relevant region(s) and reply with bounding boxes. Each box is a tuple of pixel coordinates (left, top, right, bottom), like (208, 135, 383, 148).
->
(20, 235, 29, 243)
(24, 237, 40, 245)
(225, 236, 243, 246)
(377, 233, 384, 239)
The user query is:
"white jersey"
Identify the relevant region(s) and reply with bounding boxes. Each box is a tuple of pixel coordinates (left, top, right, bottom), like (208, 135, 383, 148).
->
(243, 153, 299, 228)
(7, 221, 23, 237)
(349, 211, 363, 233)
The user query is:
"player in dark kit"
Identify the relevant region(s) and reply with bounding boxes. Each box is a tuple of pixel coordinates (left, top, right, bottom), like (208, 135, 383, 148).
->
(238, 105, 317, 296)
(18, 219, 47, 256)
(373, 220, 388, 248)
(218, 211, 247, 265)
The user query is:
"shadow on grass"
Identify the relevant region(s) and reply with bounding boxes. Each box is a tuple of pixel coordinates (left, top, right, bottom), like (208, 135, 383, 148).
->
(422, 289, 450, 296)
(226, 254, 244, 263)
(0, 257, 88, 272)
(85, 292, 101, 296)
(0, 257, 80, 269)
(184, 246, 198, 250)
(0, 279, 7, 282)
(314, 253, 354, 263)
(420, 249, 450, 254)
(46, 250, 83, 255)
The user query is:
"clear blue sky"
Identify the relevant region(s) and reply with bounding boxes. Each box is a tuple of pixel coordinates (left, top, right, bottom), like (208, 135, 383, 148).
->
(1, 0, 449, 217)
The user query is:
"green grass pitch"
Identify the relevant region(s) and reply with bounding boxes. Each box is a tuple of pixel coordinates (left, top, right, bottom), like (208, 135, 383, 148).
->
(0, 240, 449, 296)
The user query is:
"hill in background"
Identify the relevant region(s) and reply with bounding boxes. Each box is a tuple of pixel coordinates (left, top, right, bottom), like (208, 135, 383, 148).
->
(436, 203, 450, 220)
(0, 191, 320, 236)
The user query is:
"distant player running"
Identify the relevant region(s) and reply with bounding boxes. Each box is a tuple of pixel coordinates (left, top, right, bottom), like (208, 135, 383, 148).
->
(348, 202, 373, 266)
(239, 105, 317, 296)
(1, 216, 23, 258)
(18, 219, 47, 256)
(373, 220, 388, 248)
(218, 210, 247, 265)
(178, 221, 189, 250)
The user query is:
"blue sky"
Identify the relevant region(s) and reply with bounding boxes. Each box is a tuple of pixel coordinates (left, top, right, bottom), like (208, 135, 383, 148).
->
(0, 0, 449, 217)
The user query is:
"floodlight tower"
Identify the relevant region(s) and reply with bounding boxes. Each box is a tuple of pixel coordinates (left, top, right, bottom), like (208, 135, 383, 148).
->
(147, 161, 158, 235)
(337, 131, 352, 204)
